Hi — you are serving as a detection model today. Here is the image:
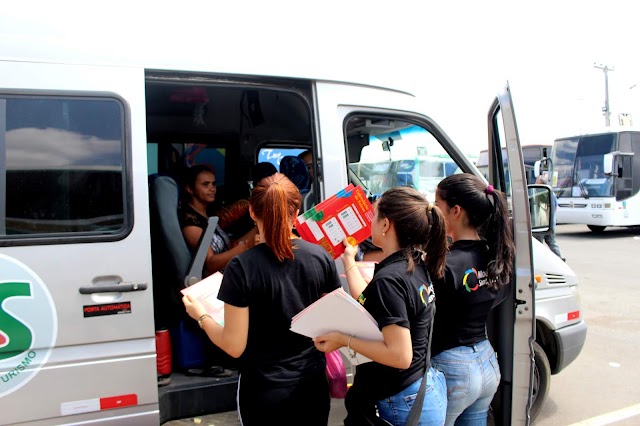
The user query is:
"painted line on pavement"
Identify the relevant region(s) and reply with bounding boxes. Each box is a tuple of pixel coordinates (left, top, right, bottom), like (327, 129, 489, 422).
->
(567, 403, 640, 426)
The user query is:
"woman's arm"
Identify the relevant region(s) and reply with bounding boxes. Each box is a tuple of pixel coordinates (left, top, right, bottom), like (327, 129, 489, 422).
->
(341, 240, 369, 299)
(183, 295, 249, 359)
(314, 324, 413, 369)
(182, 225, 251, 275)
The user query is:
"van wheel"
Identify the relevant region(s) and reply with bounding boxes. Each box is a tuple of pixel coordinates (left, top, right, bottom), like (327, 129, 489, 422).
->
(531, 342, 551, 420)
(587, 225, 606, 233)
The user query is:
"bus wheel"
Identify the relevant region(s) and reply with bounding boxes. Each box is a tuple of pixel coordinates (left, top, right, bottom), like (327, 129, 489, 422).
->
(531, 342, 551, 420)
(587, 225, 606, 233)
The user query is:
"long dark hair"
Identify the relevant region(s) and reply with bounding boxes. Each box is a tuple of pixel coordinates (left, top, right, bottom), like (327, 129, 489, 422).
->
(436, 173, 515, 288)
(376, 186, 448, 279)
(250, 173, 301, 262)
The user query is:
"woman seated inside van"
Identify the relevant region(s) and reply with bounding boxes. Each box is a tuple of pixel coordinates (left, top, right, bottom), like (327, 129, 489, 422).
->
(179, 164, 258, 275)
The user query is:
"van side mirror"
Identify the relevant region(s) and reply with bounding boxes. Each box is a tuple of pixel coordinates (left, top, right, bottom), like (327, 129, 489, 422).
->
(534, 160, 542, 178)
(528, 185, 554, 234)
(603, 153, 614, 175)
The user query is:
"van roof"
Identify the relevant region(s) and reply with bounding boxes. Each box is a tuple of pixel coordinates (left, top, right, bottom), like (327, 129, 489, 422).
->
(0, 13, 414, 96)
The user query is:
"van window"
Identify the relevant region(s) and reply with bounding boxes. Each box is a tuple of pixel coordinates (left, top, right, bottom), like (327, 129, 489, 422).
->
(345, 119, 459, 201)
(258, 147, 306, 169)
(0, 96, 127, 239)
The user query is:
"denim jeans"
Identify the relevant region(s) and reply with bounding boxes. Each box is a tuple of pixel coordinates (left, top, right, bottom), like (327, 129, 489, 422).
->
(376, 367, 447, 426)
(431, 339, 500, 426)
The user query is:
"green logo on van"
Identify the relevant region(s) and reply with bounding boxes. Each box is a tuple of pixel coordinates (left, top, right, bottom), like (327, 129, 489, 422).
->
(0, 254, 57, 398)
(0, 282, 34, 358)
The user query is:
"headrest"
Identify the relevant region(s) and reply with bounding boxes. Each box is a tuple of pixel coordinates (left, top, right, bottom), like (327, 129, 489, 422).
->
(279, 155, 310, 192)
(251, 162, 278, 187)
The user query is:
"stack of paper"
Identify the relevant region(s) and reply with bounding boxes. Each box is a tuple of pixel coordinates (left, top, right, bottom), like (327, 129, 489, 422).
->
(295, 185, 374, 259)
(290, 288, 383, 365)
(180, 272, 225, 326)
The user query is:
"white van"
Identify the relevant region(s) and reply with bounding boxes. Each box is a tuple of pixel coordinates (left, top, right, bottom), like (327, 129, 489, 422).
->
(0, 29, 547, 426)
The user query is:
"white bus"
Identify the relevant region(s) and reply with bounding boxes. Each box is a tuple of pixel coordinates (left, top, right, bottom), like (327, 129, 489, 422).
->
(551, 129, 640, 232)
(0, 18, 548, 426)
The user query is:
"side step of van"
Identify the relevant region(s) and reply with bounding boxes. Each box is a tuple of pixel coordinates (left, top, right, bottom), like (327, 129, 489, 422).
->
(159, 373, 239, 424)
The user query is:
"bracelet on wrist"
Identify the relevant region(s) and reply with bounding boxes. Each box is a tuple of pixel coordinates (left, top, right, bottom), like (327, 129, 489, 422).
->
(345, 263, 358, 274)
(347, 335, 357, 358)
(197, 313, 213, 329)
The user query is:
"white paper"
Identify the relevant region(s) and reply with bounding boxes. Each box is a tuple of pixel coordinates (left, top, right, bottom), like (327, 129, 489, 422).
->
(290, 288, 383, 365)
(181, 272, 225, 326)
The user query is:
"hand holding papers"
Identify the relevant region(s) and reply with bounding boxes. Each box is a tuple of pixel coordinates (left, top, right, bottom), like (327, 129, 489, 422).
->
(180, 272, 225, 326)
(290, 288, 383, 365)
(295, 185, 374, 259)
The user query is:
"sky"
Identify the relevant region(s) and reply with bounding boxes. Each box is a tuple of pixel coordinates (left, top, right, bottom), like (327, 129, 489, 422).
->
(2, 0, 639, 156)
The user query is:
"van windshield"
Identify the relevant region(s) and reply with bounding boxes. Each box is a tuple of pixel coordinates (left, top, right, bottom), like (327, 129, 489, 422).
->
(348, 123, 461, 201)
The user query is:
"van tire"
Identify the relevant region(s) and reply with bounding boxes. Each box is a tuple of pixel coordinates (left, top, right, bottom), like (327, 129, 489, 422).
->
(587, 225, 606, 233)
(531, 341, 551, 420)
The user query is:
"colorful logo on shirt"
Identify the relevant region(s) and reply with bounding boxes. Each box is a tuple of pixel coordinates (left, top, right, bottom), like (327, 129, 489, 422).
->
(358, 293, 366, 306)
(419, 283, 435, 306)
(463, 268, 479, 292)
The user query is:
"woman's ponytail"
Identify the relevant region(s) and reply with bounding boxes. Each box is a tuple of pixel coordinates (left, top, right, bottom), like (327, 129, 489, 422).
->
(485, 190, 515, 288)
(424, 204, 448, 280)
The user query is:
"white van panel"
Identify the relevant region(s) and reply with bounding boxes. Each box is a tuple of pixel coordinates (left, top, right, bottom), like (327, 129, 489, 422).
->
(0, 61, 158, 424)
(314, 81, 421, 196)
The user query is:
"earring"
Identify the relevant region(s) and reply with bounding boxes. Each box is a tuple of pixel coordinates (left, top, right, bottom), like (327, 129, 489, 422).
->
(382, 232, 386, 236)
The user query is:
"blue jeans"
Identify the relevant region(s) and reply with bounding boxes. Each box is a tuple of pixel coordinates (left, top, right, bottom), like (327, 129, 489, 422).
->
(431, 339, 501, 426)
(376, 367, 447, 426)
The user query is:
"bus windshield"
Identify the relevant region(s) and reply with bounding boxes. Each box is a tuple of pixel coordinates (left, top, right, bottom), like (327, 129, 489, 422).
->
(553, 134, 616, 198)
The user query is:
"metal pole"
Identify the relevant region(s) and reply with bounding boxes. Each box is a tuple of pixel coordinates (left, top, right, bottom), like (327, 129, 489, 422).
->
(594, 63, 615, 127)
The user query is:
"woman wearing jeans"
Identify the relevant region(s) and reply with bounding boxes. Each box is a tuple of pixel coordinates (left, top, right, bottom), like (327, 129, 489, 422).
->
(314, 186, 449, 425)
(433, 174, 515, 426)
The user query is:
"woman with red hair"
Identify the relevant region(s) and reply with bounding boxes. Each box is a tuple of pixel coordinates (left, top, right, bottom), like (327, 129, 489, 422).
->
(183, 173, 340, 425)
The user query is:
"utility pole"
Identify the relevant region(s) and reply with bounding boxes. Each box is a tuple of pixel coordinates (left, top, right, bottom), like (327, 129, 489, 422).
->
(594, 63, 615, 126)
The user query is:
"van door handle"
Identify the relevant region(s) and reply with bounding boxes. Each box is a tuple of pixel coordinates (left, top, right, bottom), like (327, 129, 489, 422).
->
(79, 282, 148, 294)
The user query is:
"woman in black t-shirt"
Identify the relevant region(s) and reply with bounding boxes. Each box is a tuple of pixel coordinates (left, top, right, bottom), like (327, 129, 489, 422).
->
(432, 173, 515, 426)
(179, 165, 258, 275)
(183, 173, 340, 426)
(314, 186, 449, 426)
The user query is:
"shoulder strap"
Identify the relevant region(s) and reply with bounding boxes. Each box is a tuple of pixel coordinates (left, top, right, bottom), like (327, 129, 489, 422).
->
(405, 303, 435, 426)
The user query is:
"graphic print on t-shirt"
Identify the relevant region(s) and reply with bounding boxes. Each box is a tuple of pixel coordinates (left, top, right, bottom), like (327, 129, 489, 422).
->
(419, 283, 435, 306)
(462, 267, 489, 293)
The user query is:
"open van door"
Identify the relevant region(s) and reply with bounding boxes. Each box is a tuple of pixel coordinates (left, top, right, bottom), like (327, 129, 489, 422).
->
(487, 84, 535, 426)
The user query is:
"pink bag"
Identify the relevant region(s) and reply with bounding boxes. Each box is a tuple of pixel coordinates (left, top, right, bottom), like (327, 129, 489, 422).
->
(325, 350, 348, 399)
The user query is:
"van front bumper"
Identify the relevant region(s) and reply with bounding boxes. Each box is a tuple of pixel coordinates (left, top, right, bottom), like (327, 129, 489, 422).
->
(552, 319, 587, 374)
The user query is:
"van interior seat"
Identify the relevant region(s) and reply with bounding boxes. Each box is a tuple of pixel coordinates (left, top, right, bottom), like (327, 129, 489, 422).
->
(279, 155, 310, 194)
(149, 174, 218, 333)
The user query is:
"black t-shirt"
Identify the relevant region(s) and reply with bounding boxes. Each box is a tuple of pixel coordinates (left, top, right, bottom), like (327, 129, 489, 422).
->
(352, 251, 435, 401)
(217, 239, 341, 384)
(178, 204, 229, 254)
(432, 240, 503, 356)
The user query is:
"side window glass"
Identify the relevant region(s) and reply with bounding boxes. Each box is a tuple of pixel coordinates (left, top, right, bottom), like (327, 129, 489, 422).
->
(490, 110, 513, 198)
(344, 117, 460, 202)
(0, 96, 127, 239)
(257, 147, 306, 170)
